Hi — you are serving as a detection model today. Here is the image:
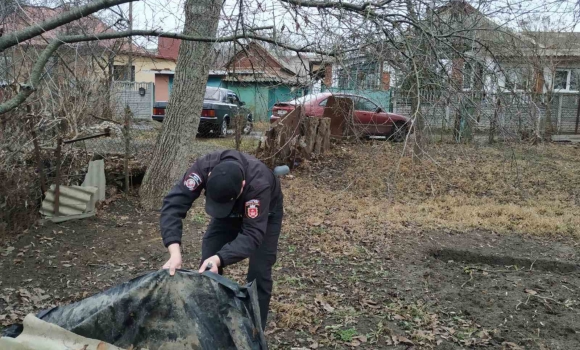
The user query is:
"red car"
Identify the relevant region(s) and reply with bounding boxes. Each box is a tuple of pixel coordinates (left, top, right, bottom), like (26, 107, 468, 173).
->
(270, 92, 412, 141)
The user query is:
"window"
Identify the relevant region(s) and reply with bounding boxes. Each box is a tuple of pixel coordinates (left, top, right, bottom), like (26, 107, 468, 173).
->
(337, 61, 381, 90)
(504, 67, 531, 91)
(554, 69, 580, 91)
(355, 98, 378, 112)
(462, 63, 473, 89)
(227, 93, 240, 105)
(113, 65, 135, 81)
(291, 94, 318, 105)
(463, 61, 485, 90)
(204, 87, 221, 101)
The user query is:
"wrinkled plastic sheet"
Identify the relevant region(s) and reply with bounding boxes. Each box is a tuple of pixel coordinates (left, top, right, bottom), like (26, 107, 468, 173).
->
(0, 314, 123, 350)
(2, 270, 268, 350)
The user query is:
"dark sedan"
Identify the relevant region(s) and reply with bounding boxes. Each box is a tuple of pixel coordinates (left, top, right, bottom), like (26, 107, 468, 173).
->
(153, 86, 252, 136)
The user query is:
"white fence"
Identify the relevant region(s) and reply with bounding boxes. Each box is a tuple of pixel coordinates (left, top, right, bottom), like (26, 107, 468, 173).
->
(391, 90, 580, 135)
(111, 82, 154, 120)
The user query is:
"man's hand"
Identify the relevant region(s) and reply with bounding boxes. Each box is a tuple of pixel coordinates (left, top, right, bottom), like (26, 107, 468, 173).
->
(162, 243, 182, 276)
(199, 255, 220, 274)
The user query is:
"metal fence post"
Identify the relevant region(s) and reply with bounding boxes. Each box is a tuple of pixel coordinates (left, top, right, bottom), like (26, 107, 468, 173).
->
(557, 94, 563, 133)
(575, 93, 580, 134)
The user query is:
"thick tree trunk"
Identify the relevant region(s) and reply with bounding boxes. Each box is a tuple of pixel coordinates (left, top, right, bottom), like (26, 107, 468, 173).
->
(139, 0, 221, 209)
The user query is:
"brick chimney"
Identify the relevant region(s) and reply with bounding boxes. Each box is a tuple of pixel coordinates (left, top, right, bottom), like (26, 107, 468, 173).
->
(158, 37, 181, 60)
(381, 72, 391, 90)
(323, 65, 333, 88)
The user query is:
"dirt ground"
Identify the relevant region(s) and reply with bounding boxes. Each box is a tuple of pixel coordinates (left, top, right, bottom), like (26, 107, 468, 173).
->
(1, 141, 580, 349)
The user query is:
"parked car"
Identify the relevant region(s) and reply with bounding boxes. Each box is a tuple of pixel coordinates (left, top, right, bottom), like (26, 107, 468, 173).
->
(270, 92, 412, 141)
(152, 86, 253, 136)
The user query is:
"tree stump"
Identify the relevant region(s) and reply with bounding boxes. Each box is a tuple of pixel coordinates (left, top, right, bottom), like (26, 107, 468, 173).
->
(256, 106, 331, 168)
(322, 95, 355, 137)
(303, 116, 320, 154)
(319, 118, 331, 153)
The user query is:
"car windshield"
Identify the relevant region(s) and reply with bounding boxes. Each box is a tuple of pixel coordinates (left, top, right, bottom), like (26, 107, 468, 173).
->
(204, 87, 221, 101)
(291, 94, 319, 105)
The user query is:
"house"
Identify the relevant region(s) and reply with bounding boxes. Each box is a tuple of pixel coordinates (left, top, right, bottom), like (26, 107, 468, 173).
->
(1, 5, 176, 85)
(153, 39, 331, 120)
(384, 0, 580, 134)
(324, 53, 393, 110)
(400, 0, 580, 96)
(152, 37, 225, 102)
(220, 42, 312, 119)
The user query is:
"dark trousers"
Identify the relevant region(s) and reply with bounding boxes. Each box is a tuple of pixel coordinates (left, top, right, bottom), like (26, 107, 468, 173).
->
(200, 198, 283, 329)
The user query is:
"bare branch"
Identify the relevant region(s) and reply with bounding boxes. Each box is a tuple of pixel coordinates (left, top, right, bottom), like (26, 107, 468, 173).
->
(0, 29, 332, 115)
(280, 0, 394, 12)
(0, 0, 137, 52)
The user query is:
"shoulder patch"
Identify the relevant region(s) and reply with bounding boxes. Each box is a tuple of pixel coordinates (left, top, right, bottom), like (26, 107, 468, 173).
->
(184, 172, 202, 191)
(245, 199, 260, 219)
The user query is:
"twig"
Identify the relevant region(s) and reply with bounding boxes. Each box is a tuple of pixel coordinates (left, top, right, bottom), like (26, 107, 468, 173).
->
(529, 259, 537, 271)
(461, 270, 473, 288)
(465, 266, 515, 273)
(91, 113, 122, 125)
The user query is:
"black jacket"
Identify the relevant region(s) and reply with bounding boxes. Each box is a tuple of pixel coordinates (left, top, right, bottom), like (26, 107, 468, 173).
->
(160, 150, 283, 266)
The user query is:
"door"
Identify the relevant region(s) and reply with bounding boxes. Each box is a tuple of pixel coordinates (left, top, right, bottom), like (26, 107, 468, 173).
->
(225, 92, 238, 117)
(353, 97, 377, 135)
(356, 97, 390, 135)
(268, 89, 277, 117)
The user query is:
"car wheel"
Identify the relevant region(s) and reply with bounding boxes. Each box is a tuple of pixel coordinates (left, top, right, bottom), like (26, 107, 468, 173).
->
(218, 118, 228, 137)
(391, 122, 408, 142)
(243, 114, 253, 135)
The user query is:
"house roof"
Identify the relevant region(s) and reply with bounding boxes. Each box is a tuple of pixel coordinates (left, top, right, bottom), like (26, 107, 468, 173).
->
(225, 42, 296, 74)
(523, 32, 580, 51)
(224, 41, 313, 84)
(3, 5, 167, 59)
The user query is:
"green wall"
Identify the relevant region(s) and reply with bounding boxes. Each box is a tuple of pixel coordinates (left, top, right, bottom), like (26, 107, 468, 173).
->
(207, 76, 224, 87)
(224, 83, 301, 121)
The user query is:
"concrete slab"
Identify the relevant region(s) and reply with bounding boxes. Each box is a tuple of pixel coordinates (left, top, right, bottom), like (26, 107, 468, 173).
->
(82, 159, 105, 201)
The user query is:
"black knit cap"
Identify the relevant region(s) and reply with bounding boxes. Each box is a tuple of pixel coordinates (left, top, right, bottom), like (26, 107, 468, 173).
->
(205, 161, 244, 218)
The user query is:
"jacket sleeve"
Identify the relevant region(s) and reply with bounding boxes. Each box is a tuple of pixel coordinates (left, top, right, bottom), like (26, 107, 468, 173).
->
(159, 161, 206, 247)
(216, 186, 271, 266)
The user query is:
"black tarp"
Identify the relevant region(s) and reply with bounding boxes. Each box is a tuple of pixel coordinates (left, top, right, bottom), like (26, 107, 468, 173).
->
(2, 270, 268, 350)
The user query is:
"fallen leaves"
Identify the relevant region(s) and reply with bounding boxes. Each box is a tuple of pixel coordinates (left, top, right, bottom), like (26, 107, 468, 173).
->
(307, 217, 323, 227)
(502, 341, 524, 349)
(1, 287, 54, 326)
(314, 294, 335, 313)
(1, 246, 15, 256)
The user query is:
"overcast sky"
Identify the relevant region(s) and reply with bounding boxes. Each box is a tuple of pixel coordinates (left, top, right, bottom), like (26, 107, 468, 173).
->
(25, 0, 580, 49)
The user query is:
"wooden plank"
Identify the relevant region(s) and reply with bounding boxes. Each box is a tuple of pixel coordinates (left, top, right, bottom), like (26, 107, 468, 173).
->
(303, 116, 320, 154)
(320, 118, 331, 153)
(279, 106, 303, 161)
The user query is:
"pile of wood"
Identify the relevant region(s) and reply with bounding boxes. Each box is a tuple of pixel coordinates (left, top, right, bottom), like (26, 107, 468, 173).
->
(257, 95, 356, 168)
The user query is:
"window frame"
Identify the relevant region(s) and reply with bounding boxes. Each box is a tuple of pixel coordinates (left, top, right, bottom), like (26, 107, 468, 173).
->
(113, 65, 135, 82)
(503, 66, 532, 92)
(553, 69, 580, 92)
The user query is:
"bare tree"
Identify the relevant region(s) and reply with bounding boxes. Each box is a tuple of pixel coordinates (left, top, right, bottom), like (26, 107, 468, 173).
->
(139, 0, 223, 209)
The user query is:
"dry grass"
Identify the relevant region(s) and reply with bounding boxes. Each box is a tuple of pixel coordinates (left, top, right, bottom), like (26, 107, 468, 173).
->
(285, 141, 580, 237)
(201, 135, 261, 153)
(259, 141, 580, 348)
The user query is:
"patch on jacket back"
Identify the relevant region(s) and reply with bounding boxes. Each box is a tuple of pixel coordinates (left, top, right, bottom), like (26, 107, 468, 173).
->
(184, 173, 202, 191)
(245, 199, 260, 219)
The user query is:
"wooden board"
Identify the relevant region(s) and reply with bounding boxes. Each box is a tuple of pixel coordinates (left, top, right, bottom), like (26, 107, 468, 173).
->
(322, 96, 354, 137)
